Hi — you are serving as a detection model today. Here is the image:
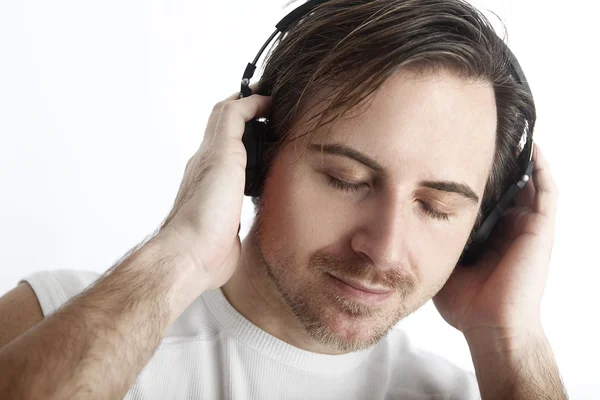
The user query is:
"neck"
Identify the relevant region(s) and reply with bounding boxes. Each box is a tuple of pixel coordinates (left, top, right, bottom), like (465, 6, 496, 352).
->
(220, 226, 342, 354)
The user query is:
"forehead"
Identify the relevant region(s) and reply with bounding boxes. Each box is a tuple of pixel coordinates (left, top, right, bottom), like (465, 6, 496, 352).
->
(307, 69, 497, 192)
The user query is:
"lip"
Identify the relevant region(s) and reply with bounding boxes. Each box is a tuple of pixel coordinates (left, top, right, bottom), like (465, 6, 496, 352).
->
(330, 273, 393, 294)
(327, 273, 393, 306)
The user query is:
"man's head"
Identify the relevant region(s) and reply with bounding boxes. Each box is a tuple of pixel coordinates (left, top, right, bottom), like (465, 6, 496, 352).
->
(248, 0, 534, 352)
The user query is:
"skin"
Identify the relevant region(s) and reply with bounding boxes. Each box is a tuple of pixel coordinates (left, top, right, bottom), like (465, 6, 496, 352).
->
(222, 68, 498, 354)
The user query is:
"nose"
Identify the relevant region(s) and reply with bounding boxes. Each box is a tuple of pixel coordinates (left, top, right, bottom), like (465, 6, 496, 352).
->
(350, 192, 409, 271)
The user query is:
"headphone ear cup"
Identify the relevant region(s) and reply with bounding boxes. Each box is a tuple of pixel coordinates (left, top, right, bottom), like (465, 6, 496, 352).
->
(242, 119, 259, 196)
(458, 220, 495, 265)
(458, 202, 505, 265)
(458, 240, 479, 266)
(242, 118, 270, 197)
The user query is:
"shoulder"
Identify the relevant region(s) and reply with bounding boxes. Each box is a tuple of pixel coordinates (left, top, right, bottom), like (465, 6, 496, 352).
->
(0, 269, 101, 348)
(20, 269, 102, 317)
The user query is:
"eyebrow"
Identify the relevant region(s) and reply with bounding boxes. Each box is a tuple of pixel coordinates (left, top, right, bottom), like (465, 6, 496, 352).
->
(309, 143, 384, 173)
(419, 181, 479, 204)
(308, 143, 480, 204)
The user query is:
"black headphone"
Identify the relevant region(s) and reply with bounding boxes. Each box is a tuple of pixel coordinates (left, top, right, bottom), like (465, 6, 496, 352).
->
(239, 0, 535, 265)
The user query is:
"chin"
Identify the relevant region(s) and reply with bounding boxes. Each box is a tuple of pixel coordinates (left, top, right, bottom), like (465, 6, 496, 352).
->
(308, 311, 398, 353)
(297, 287, 405, 353)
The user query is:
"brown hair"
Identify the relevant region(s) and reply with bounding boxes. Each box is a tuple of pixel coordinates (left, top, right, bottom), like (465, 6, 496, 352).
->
(254, 0, 534, 234)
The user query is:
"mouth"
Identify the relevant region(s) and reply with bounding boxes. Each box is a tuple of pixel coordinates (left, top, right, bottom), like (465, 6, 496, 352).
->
(326, 273, 394, 306)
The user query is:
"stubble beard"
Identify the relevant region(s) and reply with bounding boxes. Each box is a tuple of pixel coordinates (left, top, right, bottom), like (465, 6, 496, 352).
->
(254, 221, 417, 353)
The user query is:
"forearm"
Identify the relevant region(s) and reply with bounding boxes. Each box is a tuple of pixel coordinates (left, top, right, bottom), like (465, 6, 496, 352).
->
(0, 232, 202, 399)
(466, 324, 568, 399)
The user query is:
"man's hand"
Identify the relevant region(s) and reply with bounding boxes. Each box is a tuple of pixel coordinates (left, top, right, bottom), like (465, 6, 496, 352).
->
(432, 143, 567, 399)
(433, 143, 557, 337)
(160, 88, 272, 294)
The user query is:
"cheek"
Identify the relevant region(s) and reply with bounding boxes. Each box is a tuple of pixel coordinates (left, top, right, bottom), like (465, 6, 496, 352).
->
(407, 218, 473, 298)
(259, 161, 325, 265)
(411, 205, 477, 261)
(261, 159, 350, 253)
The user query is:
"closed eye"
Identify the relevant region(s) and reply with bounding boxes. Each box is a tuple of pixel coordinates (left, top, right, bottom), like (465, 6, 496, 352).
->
(417, 200, 450, 221)
(328, 176, 451, 221)
(327, 176, 368, 193)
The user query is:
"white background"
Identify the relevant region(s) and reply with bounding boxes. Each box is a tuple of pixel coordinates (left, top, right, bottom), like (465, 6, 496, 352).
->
(0, 0, 598, 397)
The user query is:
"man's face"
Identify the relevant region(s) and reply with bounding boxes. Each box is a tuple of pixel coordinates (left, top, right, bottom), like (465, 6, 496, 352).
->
(255, 69, 497, 352)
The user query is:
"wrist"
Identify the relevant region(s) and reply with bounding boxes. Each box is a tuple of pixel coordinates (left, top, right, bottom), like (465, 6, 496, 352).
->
(464, 322, 566, 399)
(464, 321, 546, 360)
(143, 230, 210, 323)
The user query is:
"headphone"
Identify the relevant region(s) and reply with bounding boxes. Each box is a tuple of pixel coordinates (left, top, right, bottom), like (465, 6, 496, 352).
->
(239, 0, 535, 265)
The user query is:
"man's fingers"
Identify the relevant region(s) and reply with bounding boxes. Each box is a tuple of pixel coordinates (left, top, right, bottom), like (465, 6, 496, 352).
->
(248, 82, 261, 94)
(223, 82, 263, 102)
(202, 82, 271, 146)
(215, 94, 272, 142)
(532, 143, 559, 219)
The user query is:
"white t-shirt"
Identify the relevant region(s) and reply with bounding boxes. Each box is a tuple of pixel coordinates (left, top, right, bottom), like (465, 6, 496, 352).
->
(22, 269, 480, 400)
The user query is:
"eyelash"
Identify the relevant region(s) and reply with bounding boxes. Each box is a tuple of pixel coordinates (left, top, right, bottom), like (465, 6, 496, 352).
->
(327, 176, 367, 194)
(327, 176, 450, 221)
(418, 201, 450, 221)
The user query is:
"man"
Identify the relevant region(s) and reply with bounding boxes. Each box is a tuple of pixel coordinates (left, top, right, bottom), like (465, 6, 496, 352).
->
(0, 0, 567, 399)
